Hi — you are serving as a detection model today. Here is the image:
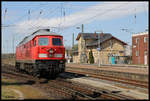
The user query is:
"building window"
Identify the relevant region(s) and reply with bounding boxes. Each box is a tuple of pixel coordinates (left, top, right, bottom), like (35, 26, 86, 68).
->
(119, 51, 124, 53)
(144, 37, 147, 43)
(110, 40, 113, 48)
(136, 38, 139, 44)
(144, 50, 147, 55)
(136, 51, 138, 56)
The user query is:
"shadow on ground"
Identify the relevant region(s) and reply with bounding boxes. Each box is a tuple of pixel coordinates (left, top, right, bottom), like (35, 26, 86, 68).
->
(2, 80, 35, 86)
(59, 72, 87, 79)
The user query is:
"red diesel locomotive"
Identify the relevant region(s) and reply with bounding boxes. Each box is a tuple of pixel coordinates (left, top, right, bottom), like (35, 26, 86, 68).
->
(16, 29, 65, 78)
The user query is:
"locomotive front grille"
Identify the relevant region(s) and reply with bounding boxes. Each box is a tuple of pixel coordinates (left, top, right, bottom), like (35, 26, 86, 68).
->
(35, 60, 65, 71)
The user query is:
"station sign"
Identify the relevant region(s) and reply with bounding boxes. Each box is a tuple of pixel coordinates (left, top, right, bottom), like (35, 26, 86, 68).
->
(97, 48, 101, 51)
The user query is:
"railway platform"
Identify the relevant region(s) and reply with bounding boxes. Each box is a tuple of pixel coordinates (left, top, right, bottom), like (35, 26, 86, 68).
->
(66, 63, 148, 74)
(66, 63, 149, 82)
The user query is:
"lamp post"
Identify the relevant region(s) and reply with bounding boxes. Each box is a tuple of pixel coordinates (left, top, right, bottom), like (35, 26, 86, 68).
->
(98, 33, 101, 67)
(76, 24, 84, 33)
(76, 24, 86, 63)
(95, 30, 103, 67)
(120, 28, 139, 64)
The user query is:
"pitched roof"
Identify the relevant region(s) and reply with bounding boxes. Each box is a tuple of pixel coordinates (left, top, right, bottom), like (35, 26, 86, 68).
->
(76, 32, 112, 40)
(76, 32, 127, 47)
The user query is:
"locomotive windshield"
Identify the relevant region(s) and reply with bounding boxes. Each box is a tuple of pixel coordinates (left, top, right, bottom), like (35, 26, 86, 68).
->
(52, 38, 62, 46)
(38, 38, 49, 46)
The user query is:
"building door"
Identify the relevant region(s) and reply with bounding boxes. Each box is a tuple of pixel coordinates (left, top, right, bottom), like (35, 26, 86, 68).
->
(111, 56, 115, 64)
(144, 51, 147, 65)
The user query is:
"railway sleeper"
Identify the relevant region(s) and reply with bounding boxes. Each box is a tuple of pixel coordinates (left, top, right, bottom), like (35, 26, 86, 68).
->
(86, 91, 102, 98)
(73, 92, 95, 100)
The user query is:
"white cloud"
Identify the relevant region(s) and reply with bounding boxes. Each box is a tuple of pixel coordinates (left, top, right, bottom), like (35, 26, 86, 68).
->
(15, 2, 148, 34)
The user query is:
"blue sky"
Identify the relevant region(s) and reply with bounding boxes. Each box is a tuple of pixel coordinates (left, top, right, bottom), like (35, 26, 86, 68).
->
(2, 1, 148, 53)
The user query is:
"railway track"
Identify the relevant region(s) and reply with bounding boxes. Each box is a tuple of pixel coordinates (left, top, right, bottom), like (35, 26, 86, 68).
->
(66, 67, 148, 88)
(54, 78, 135, 100)
(2, 65, 84, 99)
(2, 64, 136, 100)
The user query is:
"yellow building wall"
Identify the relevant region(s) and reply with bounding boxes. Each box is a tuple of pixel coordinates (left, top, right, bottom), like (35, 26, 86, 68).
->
(73, 37, 125, 64)
(73, 54, 79, 63)
(86, 39, 125, 64)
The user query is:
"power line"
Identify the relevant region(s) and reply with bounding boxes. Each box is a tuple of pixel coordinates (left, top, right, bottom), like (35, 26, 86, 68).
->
(28, 9, 30, 21)
(29, 8, 59, 31)
(28, 5, 60, 31)
(2, 3, 52, 26)
(2, 3, 52, 7)
(61, 3, 130, 32)
(2, 24, 18, 27)
(82, 3, 129, 25)
(134, 8, 136, 24)
(4, 8, 7, 21)
(42, 5, 60, 18)
(37, 9, 43, 19)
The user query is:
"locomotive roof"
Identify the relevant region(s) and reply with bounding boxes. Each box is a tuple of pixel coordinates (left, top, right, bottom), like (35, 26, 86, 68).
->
(18, 29, 62, 46)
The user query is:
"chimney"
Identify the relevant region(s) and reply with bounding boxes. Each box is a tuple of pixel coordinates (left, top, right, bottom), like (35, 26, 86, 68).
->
(100, 32, 104, 37)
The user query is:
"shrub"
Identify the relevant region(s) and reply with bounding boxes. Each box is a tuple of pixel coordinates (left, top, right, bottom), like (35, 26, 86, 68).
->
(89, 50, 94, 64)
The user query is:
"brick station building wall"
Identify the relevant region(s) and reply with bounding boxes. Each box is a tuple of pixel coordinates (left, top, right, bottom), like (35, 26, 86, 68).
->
(132, 32, 149, 65)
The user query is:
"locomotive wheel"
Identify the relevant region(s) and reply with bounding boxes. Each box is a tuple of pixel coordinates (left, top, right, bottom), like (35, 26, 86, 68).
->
(32, 69, 39, 76)
(32, 66, 40, 77)
(15, 62, 21, 72)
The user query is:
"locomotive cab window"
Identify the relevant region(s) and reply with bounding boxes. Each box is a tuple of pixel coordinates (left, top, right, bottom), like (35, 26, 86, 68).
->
(52, 38, 62, 46)
(38, 38, 49, 46)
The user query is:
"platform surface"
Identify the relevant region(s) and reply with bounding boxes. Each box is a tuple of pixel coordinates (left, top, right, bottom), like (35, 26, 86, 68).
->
(66, 63, 149, 75)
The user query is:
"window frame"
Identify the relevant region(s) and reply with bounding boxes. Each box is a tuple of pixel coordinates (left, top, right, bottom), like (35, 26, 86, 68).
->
(110, 40, 113, 48)
(52, 38, 62, 46)
(136, 51, 139, 56)
(144, 37, 147, 43)
(38, 37, 49, 46)
(144, 50, 147, 55)
(136, 38, 139, 44)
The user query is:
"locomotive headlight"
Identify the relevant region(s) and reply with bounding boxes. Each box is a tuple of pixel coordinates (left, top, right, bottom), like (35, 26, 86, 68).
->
(49, 54, 53, 58)
(49, 48, 54, 53)
(39, 53, 47, 58)
(54, 54, 62, 58)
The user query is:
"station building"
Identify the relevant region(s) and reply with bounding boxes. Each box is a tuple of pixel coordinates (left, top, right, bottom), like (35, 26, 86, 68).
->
(72, 32, 131, 64)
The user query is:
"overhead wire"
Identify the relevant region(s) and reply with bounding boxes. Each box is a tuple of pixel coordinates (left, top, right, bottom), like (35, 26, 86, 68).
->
(28, 5, 60, 31)
(76, 3, 129, 28)
(58, 2, 69, 34)
(41, 5, 60, 18)
(2, 3, 52, 27)
(28, 9, 31, 21)
(27, 3, 62, 31)
(30, 3, 64, 32)
(2, 2, 129, 29)
(60, 2, 130, 35)
(4, 8, 7, 21)
(2, 3, 52, 52)
(59, 3, 120, 32)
